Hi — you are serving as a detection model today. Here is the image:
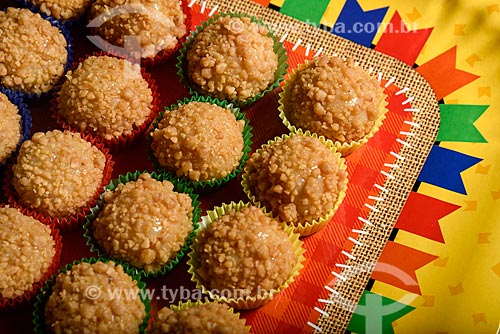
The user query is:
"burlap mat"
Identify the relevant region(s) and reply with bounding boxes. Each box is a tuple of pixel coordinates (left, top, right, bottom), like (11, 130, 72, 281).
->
(204, 0, 440, 332)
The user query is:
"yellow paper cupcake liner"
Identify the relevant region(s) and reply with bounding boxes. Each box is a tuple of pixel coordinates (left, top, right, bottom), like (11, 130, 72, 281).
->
(241, 130, 348, 236)
(187, 201, 305, 309)
(278, 58, 388, 156)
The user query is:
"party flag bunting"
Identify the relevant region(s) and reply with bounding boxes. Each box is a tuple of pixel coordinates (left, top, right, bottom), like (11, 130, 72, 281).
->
(373, 241, 438, 295)
(334, 0, 388, 47)
(374, 11, 433, 65)
(417, 145, 482, 194)
(436, 104, 489, 143)
(280, 0, 330, 25)
(416, 46, 479, 100)
(395, 192, 461, 243)
(347, 291, 415, 334)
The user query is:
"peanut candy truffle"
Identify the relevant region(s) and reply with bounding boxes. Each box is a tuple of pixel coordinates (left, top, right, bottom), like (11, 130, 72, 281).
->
(0, 92, 21, 165)
(90, 0, 186, 58)
(28, 0, 92, 20)
(11, 130, 106, 217)
(193, 206, 297, 297)
(0, 8, 68, 95)
(0, 206, 55, 299)
(151, 303, 248, 334)
(151, 101, 245, 182)
(44, 261, 146, 334)
(92, 173, 193, 273)
(283, 56, 384, 143)
(186, 15, 278, 101)
(245, 135, 347, 226)
(57, 56, 153, 141)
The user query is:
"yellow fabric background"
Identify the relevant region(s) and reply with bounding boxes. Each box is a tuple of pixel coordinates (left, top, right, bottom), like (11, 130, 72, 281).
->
(321, 1, 500, 333)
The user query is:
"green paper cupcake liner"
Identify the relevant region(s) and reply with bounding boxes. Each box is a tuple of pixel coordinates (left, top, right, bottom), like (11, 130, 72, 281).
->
(82, 170, 201, 278)
(241, 130, 348, 236)
(176, 12, 289, 109)
(32, 257, 151, 334)
(187, 201, 305, 309)
(147, 95, 253, 193)
(278, 58, 388, 156)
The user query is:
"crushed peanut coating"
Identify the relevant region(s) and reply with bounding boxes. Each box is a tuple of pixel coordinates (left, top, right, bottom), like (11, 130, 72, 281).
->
(44, 261, 146, 334)
(0, 8, 67, 95)
(194, 206, 297, 297)
(28, 0, 92, 20)
(284, 56, 384, 143)
(246, 135, 347, 225)
(57, 56, 153, 140)
(0, 207, 55, 299)
(90, 0, 186, 58)
(151, 101, 245, 182)
(0, 92, 21, 165)
(12, 130, 106, 217)
(93, 173, 193, 273)
(187, 15, 278, 101)
(151, 303, 248, 334)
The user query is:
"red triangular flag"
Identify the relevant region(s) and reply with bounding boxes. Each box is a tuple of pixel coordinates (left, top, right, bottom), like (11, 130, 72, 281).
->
(375, 11, 433, 65)
(416, 46, 479, 100)
(396, 192, 461, 243)
(373, 241, 438, 295)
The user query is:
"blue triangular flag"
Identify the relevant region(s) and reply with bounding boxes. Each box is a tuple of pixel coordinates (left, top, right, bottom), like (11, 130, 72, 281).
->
(334, 0, 388, 47)
(418, 145, 482, 194)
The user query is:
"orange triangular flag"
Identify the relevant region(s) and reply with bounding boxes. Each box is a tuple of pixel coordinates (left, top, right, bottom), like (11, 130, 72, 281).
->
(416, 46, 479, 100)
(375, 11, 433, 65)
(373, 241, 438, 295)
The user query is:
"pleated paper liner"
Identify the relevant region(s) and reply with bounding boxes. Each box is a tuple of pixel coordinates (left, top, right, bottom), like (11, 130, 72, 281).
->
(241, 130, 348, 236)
(150, 300, 251, 333)
(32, 257, 151, 334)
(278, 58, 389, 157)
(147, 95, 253, 193)
(2, 132, 114, 230)
(0, 210, 62, 310)
(0, 8, 73, 102)
(87, 0, 192, 67)
(51, 52, 161, 152)
(82, 170, 202, 278)
(176, 12, 289, 109)
(187, 201, 306, 310)
(0, 88, 32, 171)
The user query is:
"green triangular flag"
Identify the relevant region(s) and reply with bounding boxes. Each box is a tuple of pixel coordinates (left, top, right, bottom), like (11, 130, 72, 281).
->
(437, 104, 488, 143)
(347, 291, 415, 334)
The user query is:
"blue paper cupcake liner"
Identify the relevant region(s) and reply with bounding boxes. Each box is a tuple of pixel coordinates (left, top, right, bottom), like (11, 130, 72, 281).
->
(0, 88, 32, 170)
(12, 0, 88, 27)
(0, 7, 73, 102)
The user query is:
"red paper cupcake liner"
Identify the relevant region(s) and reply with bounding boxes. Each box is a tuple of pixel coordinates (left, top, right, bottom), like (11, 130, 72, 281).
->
(87, 0, 192, 68)
(51, 51, 161, 152)
(2, 132, 114, 230)
(0, 215, 62, 310)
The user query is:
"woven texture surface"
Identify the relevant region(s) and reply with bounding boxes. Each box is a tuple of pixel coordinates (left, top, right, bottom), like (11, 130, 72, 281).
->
(204, 0, 440, 332)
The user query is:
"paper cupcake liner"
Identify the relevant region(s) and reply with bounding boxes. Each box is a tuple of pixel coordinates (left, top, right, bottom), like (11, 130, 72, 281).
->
(2, 132, 114, 230)
(187, 201, 305, 309)
(32, 257, 151, 334)
(0, 88, 32, 170)
(176, 12, 289, 109)
(147, 95, 253, 193)
(278, 59, 388, 156)
(51, 52, 161, 152)
(0, 213, 62, 310)
(87, 0, 192, 67)
(0, 9, 73, 102)
(241, 130, 348, 236)
(82, 170, 202, 278)
(150, 300, 251, 333)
